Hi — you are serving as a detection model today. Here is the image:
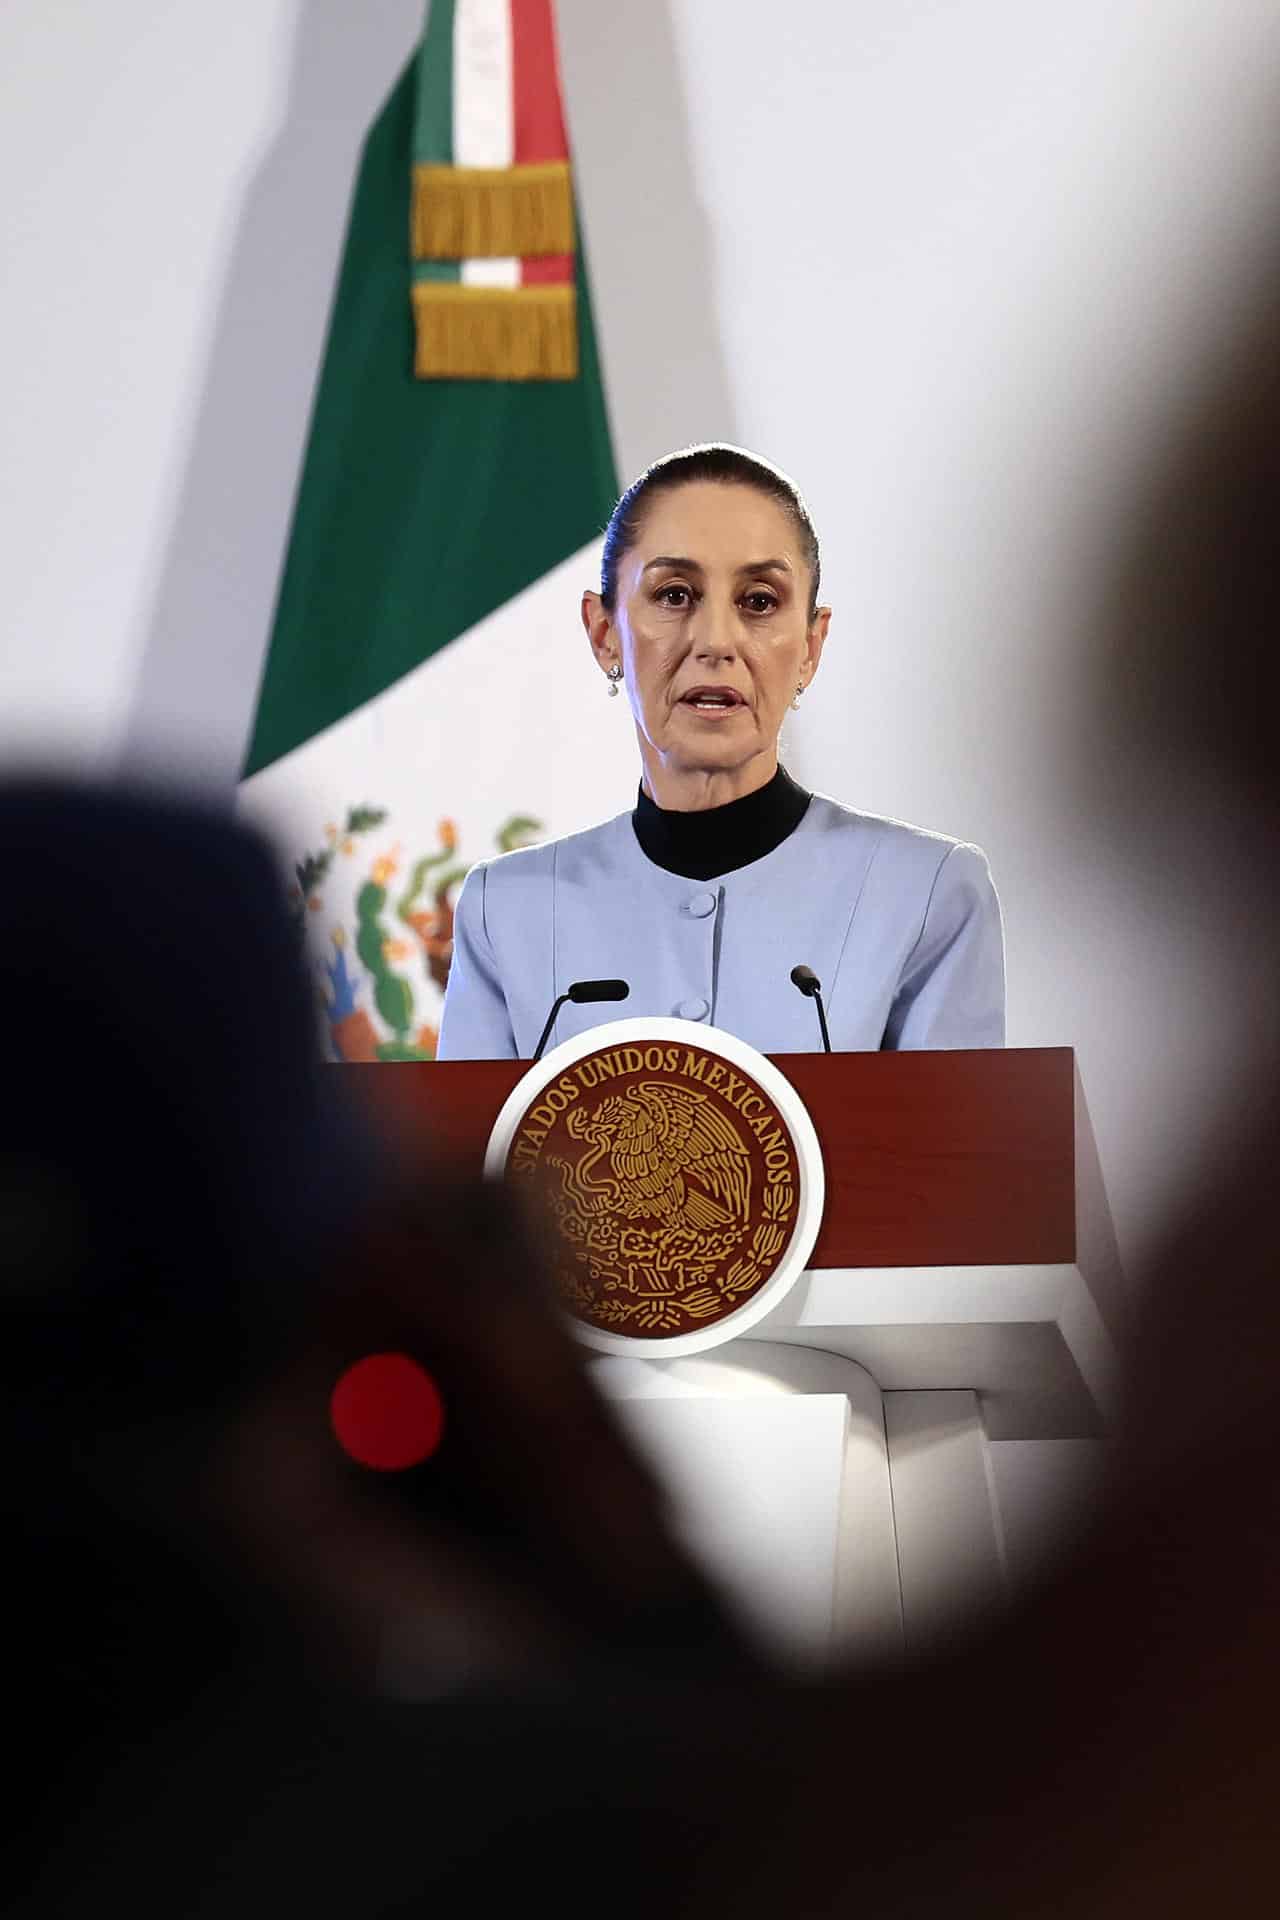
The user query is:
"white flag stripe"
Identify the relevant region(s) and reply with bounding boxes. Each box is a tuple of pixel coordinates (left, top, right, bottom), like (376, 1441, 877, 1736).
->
(452, 0, 513, 170)
(461, 257, 521, 288)
(240, 540, 617, 862)
(238, 539, 630, 1057)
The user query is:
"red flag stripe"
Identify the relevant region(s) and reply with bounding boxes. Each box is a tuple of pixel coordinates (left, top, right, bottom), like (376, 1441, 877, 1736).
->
(513, 1, 572, 287)
(511, 0, 569, 164)
(523, 252, 573, 285)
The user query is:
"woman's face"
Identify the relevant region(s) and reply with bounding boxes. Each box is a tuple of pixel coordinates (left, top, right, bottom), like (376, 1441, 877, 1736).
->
(582, 481, 830, 802)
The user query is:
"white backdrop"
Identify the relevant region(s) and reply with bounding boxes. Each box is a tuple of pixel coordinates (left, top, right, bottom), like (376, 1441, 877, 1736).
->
(4, 0, 1280, 1281)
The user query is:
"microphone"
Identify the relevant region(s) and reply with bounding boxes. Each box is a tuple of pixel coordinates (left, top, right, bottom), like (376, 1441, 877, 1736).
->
(790, 964, 832, 1053)
(532, 978, 629, 1062)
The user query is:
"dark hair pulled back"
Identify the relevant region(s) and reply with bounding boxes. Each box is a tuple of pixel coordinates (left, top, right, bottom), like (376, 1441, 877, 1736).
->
(599, 444, 821, 617)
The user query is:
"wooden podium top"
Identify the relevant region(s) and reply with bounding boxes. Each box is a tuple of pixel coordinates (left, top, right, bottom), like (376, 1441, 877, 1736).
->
(356, 1047, 1079, 1272)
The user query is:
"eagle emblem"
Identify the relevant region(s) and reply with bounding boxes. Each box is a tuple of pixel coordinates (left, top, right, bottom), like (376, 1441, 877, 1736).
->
(531, 1068, 796, 1336)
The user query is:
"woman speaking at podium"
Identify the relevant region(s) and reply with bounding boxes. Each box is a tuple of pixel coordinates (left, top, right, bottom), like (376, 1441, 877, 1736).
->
(438, 445, 1004, 1060)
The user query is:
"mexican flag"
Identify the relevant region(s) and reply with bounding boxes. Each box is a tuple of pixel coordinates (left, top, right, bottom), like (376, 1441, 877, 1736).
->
(240, 1, 625, 1063)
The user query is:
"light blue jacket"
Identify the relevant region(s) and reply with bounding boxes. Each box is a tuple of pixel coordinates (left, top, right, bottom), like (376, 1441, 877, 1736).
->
(436, 794, 1005, 1060)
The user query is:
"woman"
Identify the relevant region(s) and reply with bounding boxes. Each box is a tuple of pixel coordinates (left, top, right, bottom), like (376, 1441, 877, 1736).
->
(437, 445, 1004, 1060)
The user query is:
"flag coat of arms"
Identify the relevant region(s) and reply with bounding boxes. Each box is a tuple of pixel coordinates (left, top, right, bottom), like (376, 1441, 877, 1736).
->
(240, 1, 628, 1063)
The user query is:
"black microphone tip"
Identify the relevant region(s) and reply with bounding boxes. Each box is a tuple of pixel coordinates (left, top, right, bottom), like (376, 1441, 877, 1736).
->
(568, 978, 630, 1004)
(790, 964, 821, 996)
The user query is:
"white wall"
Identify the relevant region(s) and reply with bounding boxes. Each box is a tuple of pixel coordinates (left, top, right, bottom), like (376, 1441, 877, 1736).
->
(0, 0, 425, 777)
(4, 0, 1279, 1276)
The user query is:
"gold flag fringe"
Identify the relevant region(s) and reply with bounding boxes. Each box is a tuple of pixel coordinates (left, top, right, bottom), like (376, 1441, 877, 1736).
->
(412, 283, 578, 381)
(412, 161, 574, 260)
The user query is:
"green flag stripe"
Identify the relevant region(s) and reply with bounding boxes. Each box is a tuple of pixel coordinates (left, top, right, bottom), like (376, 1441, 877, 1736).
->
(413, 0, 456, 168)
(241, 56, 616, 780)
(413, 258, 463, 285)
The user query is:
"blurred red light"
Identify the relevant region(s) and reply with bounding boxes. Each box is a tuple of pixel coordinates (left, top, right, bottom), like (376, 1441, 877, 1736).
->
(329, 1352, 445, 1471)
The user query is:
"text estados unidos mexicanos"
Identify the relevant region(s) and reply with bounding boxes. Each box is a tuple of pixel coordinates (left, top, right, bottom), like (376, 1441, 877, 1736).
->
(510, 1047, 794, 1179)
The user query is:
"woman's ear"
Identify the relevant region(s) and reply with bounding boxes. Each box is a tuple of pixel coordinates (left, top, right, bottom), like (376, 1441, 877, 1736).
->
(582, 591, 619, 675)
(801, 606, 832, 689)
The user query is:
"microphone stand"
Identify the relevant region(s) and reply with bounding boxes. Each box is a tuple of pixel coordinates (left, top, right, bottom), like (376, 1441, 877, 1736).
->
(532, 994, 572, 1064)
(531, 979, 631, 1062)
(790, 965, 832, 1053)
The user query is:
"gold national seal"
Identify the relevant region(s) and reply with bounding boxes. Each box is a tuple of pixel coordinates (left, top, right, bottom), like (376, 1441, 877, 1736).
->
(503, 1037, 803, 1339)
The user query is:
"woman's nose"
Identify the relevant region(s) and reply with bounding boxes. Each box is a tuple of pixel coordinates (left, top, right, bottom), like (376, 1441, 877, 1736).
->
(691, 599, 738, 661)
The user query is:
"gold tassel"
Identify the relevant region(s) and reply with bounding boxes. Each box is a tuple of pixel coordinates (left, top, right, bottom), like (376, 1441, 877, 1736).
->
(412, 283, 578, 382)
(412, 161, 574, 260)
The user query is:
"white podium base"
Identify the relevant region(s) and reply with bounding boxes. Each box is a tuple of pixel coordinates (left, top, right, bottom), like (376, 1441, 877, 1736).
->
(590, 1342, 1043, 1663)
(589, 1343, 903, 1665)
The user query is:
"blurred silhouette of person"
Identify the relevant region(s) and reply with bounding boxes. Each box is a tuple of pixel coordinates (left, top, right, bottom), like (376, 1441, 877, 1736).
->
(2, 781, 770, 1919)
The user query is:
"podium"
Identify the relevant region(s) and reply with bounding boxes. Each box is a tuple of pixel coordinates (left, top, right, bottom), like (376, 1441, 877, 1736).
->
(375, 1048, 1124, 1661)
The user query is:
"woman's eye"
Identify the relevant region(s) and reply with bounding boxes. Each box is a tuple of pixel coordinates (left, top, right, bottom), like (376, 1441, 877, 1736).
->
(656, 584, 693, 608)
(742, 591, 779, 614)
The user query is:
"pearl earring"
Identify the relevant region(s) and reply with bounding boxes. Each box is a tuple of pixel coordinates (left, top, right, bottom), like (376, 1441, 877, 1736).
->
(791, 683, 804, 710)
(607, 664, 623, 697)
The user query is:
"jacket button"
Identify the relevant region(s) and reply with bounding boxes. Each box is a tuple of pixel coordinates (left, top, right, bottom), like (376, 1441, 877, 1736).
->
(675, 997, 709, 1021)
(684, 890, 718, 918)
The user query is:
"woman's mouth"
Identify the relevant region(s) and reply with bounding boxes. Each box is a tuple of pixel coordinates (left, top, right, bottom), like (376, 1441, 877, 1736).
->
(678, 686, 747, 715)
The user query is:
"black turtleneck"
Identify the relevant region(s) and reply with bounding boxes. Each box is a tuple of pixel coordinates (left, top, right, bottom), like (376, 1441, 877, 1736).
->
(632, 765, 812, 882)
